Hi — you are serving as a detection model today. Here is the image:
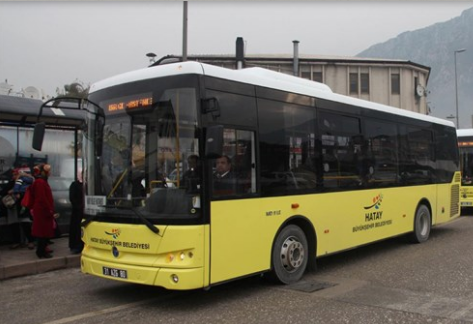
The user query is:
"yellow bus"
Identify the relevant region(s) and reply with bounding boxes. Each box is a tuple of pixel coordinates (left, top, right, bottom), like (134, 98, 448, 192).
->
(37, 62, 460, 290)
(457, 129, 473, 210)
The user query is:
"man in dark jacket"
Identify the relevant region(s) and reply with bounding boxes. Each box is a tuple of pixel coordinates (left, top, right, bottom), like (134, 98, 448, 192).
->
(213, 155, 236, 196)
(69, 172, 84, 254)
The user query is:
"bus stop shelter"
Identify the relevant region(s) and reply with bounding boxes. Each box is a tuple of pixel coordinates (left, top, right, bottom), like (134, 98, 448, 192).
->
(0, 94, 86, 237)
(0, 94, 85, 128)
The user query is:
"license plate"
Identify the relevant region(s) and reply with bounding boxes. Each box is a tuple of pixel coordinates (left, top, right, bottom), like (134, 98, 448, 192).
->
(103, 266, 128, 279)
(461, 202, 472, 206)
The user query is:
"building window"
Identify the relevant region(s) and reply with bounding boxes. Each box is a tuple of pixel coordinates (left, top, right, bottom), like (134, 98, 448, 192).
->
(301, 71, 311, 80)
(313, 72, 323, 83)
(349, 73, 358, 94)
(360, 73, 370, 94)
(391, 73, 400, 94)
(301, 71, 323, 83)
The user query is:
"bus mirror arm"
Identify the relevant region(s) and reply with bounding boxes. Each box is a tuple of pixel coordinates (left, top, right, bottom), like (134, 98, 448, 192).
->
(32, 97, 105, 153)
(205, 125, 224, 158)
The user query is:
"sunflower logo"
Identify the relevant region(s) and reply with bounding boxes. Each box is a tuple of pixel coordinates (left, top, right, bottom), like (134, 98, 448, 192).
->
(364, 193, 383, 210)
(105, 228, 121, 239)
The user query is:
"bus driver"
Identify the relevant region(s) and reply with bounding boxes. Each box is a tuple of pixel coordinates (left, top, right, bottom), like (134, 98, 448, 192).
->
(213, 155, 236, 195)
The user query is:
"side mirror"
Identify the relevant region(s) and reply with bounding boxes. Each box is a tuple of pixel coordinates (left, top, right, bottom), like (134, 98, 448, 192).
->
(205, 125, 223, 158)
(32, 122, 46, 151)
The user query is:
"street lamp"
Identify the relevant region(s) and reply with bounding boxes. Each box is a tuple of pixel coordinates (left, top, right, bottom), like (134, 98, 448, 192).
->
(146, 52, 157, 64)
(454, 48, 466, 128)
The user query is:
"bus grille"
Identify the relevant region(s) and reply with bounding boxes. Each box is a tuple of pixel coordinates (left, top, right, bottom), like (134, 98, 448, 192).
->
(454, 173, 461, 183)
(451, 184, 460, 217)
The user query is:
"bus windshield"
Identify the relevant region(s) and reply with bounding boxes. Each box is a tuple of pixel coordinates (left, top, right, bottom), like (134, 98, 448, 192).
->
(460, 146, 473, 185)
(86, 77, 201, 223)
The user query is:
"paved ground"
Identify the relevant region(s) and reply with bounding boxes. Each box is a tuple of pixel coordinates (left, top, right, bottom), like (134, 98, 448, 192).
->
(0, 235, 80, 280)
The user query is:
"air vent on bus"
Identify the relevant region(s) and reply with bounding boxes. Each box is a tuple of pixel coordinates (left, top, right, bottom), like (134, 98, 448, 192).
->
(450, 184, 460, 217)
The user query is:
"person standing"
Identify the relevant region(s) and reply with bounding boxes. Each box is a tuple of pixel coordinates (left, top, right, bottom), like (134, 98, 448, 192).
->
(1, 167, 22, 249)
(30, 163, 58, 259)
(13, 166, 35, 249)
(69, 171, 84, 254)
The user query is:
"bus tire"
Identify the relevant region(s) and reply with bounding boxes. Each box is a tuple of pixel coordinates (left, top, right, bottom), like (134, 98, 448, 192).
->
(270, 224, 308, 285)
(409, 204, 431, 243)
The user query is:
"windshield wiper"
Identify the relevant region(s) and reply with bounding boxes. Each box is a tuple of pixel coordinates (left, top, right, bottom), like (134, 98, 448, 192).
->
(80, 204, 160, 235)
(106, 205, 160, 235)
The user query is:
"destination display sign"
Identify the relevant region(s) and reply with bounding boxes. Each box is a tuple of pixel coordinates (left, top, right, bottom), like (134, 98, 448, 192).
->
(458, 139, 473, 147)
(102, 93, 153, 114)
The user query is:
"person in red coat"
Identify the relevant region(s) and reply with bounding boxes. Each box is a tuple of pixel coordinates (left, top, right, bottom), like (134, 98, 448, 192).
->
(30, 164, 58, 259)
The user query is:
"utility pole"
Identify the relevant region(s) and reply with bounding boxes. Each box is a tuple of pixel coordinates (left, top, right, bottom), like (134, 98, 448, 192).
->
(454, 48, 466, 128)
(293, 40, 300, 76)
(182, 1, 188, 62)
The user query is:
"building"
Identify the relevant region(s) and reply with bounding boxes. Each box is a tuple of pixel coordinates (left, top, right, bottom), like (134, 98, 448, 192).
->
(155, 51, 430, 115)
(0, 80, 49, 100)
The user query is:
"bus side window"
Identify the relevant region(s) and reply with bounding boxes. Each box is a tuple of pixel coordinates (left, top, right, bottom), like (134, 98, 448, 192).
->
(258, 98, 318, 195)
(318, 112, 362, 191)
(212, 128, 256, 198)
(364, 119, 399, 188)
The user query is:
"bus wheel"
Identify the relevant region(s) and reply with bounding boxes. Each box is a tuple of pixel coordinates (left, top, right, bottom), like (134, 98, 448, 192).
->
(409, 204, 431, 243)
(270, 225, 308, 284)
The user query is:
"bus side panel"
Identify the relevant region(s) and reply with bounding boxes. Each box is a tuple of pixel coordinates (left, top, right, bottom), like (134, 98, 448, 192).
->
(210, 199, 278, 284)
(311, 187, 435, 255)
(209, 186, 437, 285)
(435, 179, 460, 225)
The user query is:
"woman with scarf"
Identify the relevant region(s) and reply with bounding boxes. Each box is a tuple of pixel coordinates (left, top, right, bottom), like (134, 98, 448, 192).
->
(29, 164, 58, 258)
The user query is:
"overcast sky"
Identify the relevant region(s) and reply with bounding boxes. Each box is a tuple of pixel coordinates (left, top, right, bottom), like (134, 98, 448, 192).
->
(1, 1, 473, 96)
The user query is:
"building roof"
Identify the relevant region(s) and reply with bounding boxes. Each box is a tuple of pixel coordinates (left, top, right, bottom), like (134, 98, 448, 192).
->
(154, 54, 431, 72)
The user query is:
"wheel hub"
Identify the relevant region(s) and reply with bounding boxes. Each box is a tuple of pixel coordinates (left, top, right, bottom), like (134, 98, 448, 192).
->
(280, 236, 305, 272)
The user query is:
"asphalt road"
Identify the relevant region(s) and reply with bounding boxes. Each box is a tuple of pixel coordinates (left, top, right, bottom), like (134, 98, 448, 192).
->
(2, 214, 473, 324)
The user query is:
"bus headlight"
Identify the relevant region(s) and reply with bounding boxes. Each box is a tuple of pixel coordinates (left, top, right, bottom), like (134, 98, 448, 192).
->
(171, 274, 179, 283)
(167, 251, 193, 263)
(167, 253, 175, 263)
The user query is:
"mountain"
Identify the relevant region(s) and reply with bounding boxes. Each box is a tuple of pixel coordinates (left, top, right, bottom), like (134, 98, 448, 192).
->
(357, 7, 473, 129)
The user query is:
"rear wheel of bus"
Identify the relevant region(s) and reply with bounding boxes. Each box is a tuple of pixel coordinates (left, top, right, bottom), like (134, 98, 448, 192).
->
(270, 224, 308, 284)
(409, 204, 431, 243)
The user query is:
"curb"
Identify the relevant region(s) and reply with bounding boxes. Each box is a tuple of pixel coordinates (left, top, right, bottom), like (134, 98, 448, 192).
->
(0, 255, 80, 281)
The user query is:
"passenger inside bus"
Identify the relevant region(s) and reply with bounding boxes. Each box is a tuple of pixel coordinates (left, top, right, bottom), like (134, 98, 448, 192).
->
(213, 155, 236, 196)
(181, 154, 201, 193)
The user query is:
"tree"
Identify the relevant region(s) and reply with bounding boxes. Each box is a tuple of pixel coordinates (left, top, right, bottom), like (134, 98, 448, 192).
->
(56, 80, 89, 98)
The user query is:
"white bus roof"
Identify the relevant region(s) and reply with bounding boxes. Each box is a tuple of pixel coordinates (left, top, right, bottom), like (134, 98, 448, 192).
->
(457, 129, 473, 137)
(90, 61, 454, 128)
